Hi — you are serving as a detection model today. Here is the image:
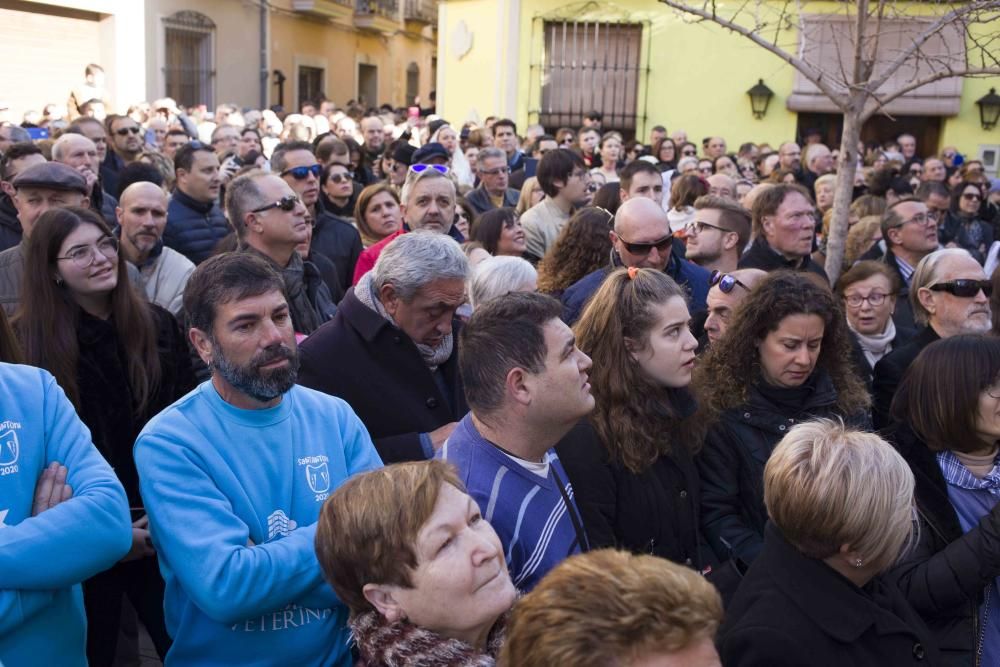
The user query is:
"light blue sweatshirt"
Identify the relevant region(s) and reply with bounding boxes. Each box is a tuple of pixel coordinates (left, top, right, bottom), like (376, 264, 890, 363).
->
(135, 381, 382, 667)
(0, 363, 132, 667)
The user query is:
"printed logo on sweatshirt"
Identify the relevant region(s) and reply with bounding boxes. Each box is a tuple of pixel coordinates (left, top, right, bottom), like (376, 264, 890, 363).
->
(0, 509, 8, 527)
(231, 603, 333, 633)
(298, 454, 330, 502)
(265, 510, 297, 542)
(0, 421, 21, 476)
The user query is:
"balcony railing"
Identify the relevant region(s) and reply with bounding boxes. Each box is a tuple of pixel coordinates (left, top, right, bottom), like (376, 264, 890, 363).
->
(403, 0, 437, 25)
(356, 0, 398, 18)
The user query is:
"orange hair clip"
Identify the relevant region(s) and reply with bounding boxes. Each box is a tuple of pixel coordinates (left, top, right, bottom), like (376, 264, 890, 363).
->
(627, 266, 640, 280)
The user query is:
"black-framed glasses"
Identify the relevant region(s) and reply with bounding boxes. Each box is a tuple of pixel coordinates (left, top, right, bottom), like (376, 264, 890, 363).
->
(281, 164, 322, 180)
(682, 150, 697, 156)
(251, 195, 300, 214)
(618, 233, 673, 256)
(685, 220, 729, 236)
(409, 164, 449, 175)
(115, 126, 142, 136)
(709, 270, 749, 294)
(962, 192, 982, 201)
(480, 166, 512, 176)
(928, 279, 992, 298)
(843, 292, 890, 308)
(56, 236, 119, 268)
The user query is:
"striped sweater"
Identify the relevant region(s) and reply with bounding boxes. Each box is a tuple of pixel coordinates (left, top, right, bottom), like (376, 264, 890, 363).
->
(438, 414, 586, 591)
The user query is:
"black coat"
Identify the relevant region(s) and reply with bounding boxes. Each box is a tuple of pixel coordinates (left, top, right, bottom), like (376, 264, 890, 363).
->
(872, 325, 940, 431)
(888, 423, 1000, 666)
(297, 288, 467, 464)
(849, 323, 916, 393)
(881, 249, 920, 337)
(76, 305, 196, 507)
(0, 193, 21, 254)
(738, 236, 829, 281)
(721, 523, 944, 667)
(556, 417, 707, 569)
(698, 371, 867, 564)
(312, 202, 363, 293)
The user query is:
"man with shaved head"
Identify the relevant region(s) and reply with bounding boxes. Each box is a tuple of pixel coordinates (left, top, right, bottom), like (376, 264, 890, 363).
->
(52, 131, 118, 225)
(117, 181, 194, 315)
(560, 196, 711, 324)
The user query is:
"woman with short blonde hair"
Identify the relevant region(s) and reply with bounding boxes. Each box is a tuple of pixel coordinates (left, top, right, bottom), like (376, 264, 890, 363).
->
(721, 419, 939, 666)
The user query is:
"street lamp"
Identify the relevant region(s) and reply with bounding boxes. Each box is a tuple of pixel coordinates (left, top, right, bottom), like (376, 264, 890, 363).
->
(976, 88, 1000, 131)
(747, 79, 774, 120)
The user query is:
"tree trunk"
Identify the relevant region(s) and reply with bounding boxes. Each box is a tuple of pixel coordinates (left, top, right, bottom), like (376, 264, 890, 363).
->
(824, 107, 863, 285)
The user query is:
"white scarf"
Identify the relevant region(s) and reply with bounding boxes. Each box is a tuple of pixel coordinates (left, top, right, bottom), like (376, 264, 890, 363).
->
(850, 318, 897, 368)
(355, 271, 454, 372)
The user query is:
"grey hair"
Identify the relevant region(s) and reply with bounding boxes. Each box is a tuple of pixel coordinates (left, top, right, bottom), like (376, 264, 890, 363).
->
(477, 147, 507, 167)
(1, 124, 31, 144)
(372, 230, 469, 301)
(470, 256, 537, 310)
(224, 170, 269, 238)
(677, 156, 699, 172)
(910, 248, 973, 325)
(400, 167, 455, 207)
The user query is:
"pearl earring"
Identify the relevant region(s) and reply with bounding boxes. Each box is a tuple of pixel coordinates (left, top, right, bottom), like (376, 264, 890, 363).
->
(854, 558, 864, 568)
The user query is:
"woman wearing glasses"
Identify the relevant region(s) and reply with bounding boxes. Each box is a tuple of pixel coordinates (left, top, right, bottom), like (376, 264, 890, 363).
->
(890, 335, 1000, 666)
(835, 261, 913, 391)
(558, 267, 707, 570)
(320, 161, 359, 219)
(14, 207, 195, 666)
(652, 137, 677, 172)
(695, 271, 870, 566)
(940, 181, 994, 264)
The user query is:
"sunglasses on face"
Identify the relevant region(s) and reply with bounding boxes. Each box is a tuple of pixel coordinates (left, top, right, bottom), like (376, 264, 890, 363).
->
(115, 126, 142, 136)
(409, 164, 450, 175)
(682, 150, 697, 156)
(251, 194, 301, 214)
(618, 234, 673, 256)
(928, 279, 992, 298)
(962, 192, 982, 201)
(281, 164, 322, 180)
(326, 172, 351, 184)
(709, 270, 749, 293)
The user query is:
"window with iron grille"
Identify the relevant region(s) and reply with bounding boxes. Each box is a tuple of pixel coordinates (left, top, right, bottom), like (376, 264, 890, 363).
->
(299, 66, 324, 108)
(406, 62, 420, 106)
(163, 11, 216, 108)
(538, 21, 643, 135)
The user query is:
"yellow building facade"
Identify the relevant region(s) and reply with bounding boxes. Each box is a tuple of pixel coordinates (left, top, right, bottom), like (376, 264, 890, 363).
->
(437, 0, 1000, 163)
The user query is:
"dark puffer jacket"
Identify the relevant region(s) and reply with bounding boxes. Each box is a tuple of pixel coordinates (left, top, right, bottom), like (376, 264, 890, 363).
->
(0, 193, 21, 253)
(164, 189, 231, 265)
(698, 370, 869, 564)
(888, 422, 1000, 667)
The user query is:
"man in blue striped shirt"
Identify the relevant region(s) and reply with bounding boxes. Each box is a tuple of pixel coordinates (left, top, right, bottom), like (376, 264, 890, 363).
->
(438, 292, 593, 591)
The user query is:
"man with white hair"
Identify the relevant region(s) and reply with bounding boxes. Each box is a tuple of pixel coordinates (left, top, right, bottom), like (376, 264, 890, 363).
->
(51, 131, 117, 225)
(299, 231, 470, 463)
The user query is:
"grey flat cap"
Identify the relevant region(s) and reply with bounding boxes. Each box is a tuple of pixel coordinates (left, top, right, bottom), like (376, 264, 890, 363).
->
(11, 162, 88, 195)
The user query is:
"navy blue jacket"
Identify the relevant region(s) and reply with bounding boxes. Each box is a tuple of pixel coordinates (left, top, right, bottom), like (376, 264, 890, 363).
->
(561, 252, 711, 325)
(164, 189, 231, 265)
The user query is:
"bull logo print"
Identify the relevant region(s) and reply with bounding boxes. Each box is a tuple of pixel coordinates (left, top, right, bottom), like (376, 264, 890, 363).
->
(0, 430, 18, 466)
(306, 462, 330, 494)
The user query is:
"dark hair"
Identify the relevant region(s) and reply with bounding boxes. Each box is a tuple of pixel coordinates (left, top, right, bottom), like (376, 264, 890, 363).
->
(893, 335, 1000, 452)
(115, 162, 164, 199)
(537, 207, 614, 294)
(652, 137, 676, 164)
(470, 208, 518, 255)
(183, 252, 287, 335)
(0, 142, 43, 181)
(867, 168, 912, 198)
(15, 207, 159, 412)
(0, 308, 22, 363)
(460, 292, 563, 414)
(492, 118, 517, 136)
(165, 128, 189, 140)
(271, 141, 315, 174)
(694, 271, 869, 421)
(693, 194, 751, 253)
(951, 180, 984, 216)
(591, 182, 621, 213)
(584, 110, 603, 121)
(993, 264, 1000, 334)
(537, 149, 585, 198)
(531, 135, 556, 155)
(619, 160, 660, 194)
(915, 180, 950, 201)
(669, 174, 708, 210)
(174, 141, 216, 173)
(314, 133, 349, 164)
(750, 182, 813, 236)
(834, 260, 901, 297)
(85, 63, 104, 77)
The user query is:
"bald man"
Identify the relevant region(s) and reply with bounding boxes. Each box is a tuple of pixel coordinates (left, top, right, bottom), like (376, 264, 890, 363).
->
(52, 132, 119, 225)
(560, 197, 711, 324)
(116, 181, 194, 315)
(703, 268, 767, 347)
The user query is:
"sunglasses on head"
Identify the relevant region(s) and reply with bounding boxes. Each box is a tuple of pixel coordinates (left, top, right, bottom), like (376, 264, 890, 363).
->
(251, 194, 300, 214)
(928, 279, 992, 298)
(709, 270, 749, 293)
(618, 233, 673, 255)
(281, 164, 322, 180)
(409, 164, 450, 175)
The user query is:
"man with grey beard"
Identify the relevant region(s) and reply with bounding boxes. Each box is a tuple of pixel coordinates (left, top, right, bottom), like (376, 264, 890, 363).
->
(133, 252, 381, 667)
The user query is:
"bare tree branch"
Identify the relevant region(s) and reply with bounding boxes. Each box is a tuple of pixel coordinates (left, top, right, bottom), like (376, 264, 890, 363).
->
(862, 66, 1000, 120)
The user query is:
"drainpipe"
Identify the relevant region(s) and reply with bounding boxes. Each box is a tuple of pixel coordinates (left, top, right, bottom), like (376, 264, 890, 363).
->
(260, 1, 269, 109)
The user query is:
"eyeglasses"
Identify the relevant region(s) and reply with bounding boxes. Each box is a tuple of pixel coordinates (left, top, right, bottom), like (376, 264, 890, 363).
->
(617, 233, 673, 256)
(281, 164, 322, 180)
(709, 270, 749, 293)
(843, 292, 890, 308)
(56, 236, 119, 268)
(480, 166, 511, 176)
(251, 194, 301, 214)
(894, 211, 938, 228)
(115, 126, 142, 136)
(409, 164, 450, 175)
(928, 279, 992, 298)
(326, 172, 351, 184)
(685, 220, 730, 236)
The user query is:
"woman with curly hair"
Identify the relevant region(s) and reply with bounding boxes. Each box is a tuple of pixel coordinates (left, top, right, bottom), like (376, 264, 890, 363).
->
(558, 267, 706, 569)
(695, 271, 870, 566)
(535, 207, 614, 298)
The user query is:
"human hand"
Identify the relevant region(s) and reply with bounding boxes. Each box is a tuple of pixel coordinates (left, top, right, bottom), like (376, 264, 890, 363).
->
(32, 462, 73, 516)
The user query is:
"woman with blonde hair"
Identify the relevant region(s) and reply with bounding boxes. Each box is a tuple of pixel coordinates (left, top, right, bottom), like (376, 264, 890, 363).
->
(845, 215, 883, 266)
(515, 176, 544, 216)
(353, 183, 403, 248)
(558, 267, 705, 568)
(721, 419, 939, 666)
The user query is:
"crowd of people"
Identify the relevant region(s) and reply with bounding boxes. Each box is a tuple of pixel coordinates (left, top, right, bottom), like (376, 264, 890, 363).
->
(5, 62, 1000, 666)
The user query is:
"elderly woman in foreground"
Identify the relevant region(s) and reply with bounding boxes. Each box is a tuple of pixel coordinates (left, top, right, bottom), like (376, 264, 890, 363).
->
(316, 460, 517, 666)
(720, 419, 941, 666)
